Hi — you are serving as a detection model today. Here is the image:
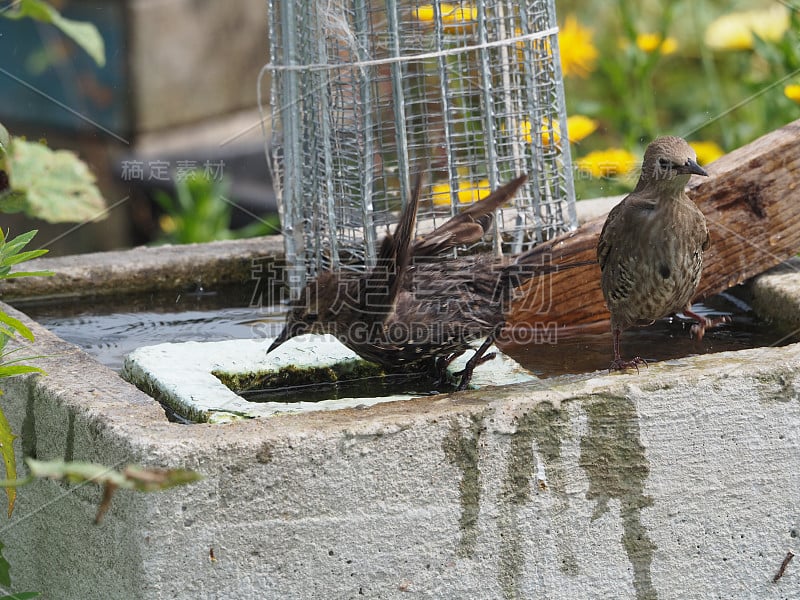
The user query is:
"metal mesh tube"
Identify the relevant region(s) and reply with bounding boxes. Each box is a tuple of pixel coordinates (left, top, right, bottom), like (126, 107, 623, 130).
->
(266, 0, 576, 292)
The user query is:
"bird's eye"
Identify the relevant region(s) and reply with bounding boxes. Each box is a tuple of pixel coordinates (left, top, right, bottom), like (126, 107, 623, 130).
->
(658, 158, 671, 169)
(304, 312, 318, 322)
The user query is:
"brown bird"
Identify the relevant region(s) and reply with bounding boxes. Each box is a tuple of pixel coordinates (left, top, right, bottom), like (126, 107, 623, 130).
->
(597, 136, 728, 371)
(268, 174, 582, 390)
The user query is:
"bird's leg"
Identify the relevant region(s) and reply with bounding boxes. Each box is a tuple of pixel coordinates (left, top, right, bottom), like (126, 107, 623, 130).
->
(434, 351, 465, 386)
(683, 307, 731, 341)
(454, 328, 501, 392)
(609, 326, 647, 373)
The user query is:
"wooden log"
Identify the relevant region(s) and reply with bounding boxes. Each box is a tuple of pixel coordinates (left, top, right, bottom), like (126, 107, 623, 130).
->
(505, 118, 800, 337)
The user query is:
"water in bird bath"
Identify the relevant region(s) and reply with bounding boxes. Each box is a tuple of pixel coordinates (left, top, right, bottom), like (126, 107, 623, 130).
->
(10, 287, 282, 371)
(502, 289, 799, 376)
(11, 285, 797, 401)
(232, 372, 446, 404)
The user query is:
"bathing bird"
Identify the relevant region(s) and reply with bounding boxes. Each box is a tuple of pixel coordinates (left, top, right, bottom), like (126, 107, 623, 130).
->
(597, 136, 728, 371)
(268, 174, 587, 390)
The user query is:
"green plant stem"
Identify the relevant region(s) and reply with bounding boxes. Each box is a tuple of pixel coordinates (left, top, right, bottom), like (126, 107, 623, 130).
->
(693, 3, 732, 148)
(0, 476, 34, 488)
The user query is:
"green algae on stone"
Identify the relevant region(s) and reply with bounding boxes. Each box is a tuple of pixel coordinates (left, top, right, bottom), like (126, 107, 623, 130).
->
(497, 401, 577, 600)
(213, 359, 386, 392)
(580, 393, 657, 600)
(442, 411, 489, 559)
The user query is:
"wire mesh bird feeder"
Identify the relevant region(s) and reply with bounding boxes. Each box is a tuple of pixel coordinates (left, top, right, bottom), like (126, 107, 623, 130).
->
(265, 0, 576, 293)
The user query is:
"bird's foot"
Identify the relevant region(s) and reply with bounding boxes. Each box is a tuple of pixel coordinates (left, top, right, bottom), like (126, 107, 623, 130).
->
(608, 356, 648, 373)
(433, 352, 463, 386)
(452, 365, 476, 391)
(452, 331, 502, 392)
(453, 352, 497, 391)
(686, 313, 732, 341)
(473, 352, 497, 367)
(455, 370, 474, 392)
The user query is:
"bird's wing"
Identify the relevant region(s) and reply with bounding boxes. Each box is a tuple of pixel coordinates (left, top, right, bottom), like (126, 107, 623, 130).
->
(597, 198, 626, 271)
(597, 192, 659, 271)
(394, 259, 500, 334)
(377, 173, 422, 265)
(699, 214, 710, 251)
(412, 174, 528, 257)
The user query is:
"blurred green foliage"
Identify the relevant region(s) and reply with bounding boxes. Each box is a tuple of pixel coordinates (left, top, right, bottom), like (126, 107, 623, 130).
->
(154, 171, 280, 245)
(556, 0, 800, 198)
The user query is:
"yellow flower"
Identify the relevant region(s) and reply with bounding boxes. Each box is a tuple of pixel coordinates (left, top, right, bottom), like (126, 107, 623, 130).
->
(159, 214, 177, 234)
(431, 179, 491, 206)
(784, 84, 800, 103)
(431, 182, 452, 205)
(413, 4, 477, 34)
(566, 115, 598, 142)
(514, 28, 552, 62)
(518, 115, 597, 146)
(541, 121, 560, 146)
(518, 119, 533, 143)
(704, 5, 789, 51)
(517, 118, 559, 146)
(558, 15, 598, 78)
(635, 33, 678, 55)
(414, 5, 437, 21)
(689, 141, 724, 166)
(442, 6, 477, 33)
(576, 148, 638, 178)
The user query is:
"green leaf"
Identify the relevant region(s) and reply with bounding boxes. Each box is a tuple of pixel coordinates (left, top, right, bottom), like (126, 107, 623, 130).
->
(7, 139, 106, 224)
(1, 250, 50, 267)
(0, 190, 28, 214)
(0, 365, 44, 378)
(0, 409, 17, 517)
(121, 465, 203, 492)
(0, 475, 34, 488)
(27, 459, 125, 487)
(25, 459, 202, 492)
(25, 459, 200, 524)
(0, 271, 54, 280)
(0, 313, 34, 342)
(152, 190, 175, 214)
(5, 0, 105, 67)
(0, 230, 38, 257)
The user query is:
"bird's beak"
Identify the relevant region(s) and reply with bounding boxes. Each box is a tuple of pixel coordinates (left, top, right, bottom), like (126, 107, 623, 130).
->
(266, 322, 306, 354)
(685, 158, 708, 177)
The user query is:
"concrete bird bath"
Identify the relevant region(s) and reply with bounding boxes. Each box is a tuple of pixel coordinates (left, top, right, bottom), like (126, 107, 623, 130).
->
(0, 224, 798, 598)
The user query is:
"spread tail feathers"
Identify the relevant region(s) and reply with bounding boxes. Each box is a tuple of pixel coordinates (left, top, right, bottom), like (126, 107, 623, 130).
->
(497, 246, 596, 302)
(366, 173, 423, 309)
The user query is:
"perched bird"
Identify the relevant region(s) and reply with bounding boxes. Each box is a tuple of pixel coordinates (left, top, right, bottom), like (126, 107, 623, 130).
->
(597, 136, 728, 371)
(268, 174, 580, 390)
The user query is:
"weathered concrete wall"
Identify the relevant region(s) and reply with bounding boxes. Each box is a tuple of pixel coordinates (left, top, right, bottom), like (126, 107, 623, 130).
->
(1, 236, 282, 300)
(0, 287, 798, 598)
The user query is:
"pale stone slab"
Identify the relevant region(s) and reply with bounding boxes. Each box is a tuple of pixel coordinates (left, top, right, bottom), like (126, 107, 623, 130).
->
(122, 334, 537, 421)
